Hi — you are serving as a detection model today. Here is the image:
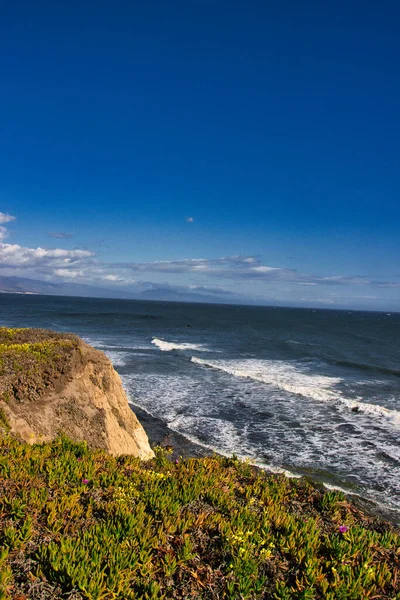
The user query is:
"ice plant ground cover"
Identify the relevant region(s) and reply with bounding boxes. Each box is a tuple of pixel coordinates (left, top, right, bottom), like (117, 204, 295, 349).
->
(0, 434, 399, 599)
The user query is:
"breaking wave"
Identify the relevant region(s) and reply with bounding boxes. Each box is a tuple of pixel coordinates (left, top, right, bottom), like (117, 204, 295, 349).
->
(152, 338, 210, 352)
(191, 357, 400, 427)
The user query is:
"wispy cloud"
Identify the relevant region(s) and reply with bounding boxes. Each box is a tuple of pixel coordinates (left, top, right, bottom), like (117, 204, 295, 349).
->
(186, 217, 194, 223)
(112, 255, 298, 282)
(375, 282, 400, 288)
(49, 232, 73, 239)
(101, 274, 134, 283)
(0, 212, 16, 241)
(53, 268, 85, 278)
(0, 213, 16, 225)
(115, 255, 261, 274)
(107, 255, 399, 289)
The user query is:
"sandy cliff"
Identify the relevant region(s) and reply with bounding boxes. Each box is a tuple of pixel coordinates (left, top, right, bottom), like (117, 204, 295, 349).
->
(0, 327, 154, 459)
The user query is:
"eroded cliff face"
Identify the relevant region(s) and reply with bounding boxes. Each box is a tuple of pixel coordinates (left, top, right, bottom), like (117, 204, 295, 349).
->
(0, 327, 154, 459)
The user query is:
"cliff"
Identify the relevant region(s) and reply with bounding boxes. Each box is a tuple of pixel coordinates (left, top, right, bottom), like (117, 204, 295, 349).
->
(0, 327, 154, 459)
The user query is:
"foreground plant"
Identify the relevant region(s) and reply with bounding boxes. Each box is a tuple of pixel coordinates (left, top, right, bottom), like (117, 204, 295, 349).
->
(0, 435, 399, 599)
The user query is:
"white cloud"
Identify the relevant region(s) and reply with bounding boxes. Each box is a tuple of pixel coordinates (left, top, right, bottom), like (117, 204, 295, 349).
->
(186, 217, 194, 223)
(0, 212, 16, 241)
(101, 274, 136, 283)
(0, 243, 94, 268)
(105, 255, 400, 288)
(54, 269, 84, 278)
(0, 213, 16, 225)
(115, 255, 266, 274)
(250, 266, 281, 273)
(242, 257, 257, 264)
(103, 274, 120, 281)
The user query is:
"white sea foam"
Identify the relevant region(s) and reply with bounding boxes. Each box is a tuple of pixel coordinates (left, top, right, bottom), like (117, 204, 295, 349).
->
(191, 357, 341, 401)
(169, 414, 244, 452)
(152, 337, 210, 352)
(191, 357, 400, 427)
(83, 336, 152, 351)
(372, 440, 400, 463)
(81, 338, 130, 367)
(338, 397, 400, 427)
(127, 399, 304, 478)
(82, 337, 109, 349)
(103, 350, 130, 368)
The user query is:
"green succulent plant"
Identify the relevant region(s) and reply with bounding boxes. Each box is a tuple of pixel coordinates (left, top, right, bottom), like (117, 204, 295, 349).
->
(0, 433, 398, 599)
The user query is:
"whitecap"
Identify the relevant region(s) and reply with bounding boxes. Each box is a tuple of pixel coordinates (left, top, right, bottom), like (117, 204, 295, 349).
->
(191, 357, 341, 401)
(338, 397, 400, 427)
(103, 350, 131, 368)
(81, 337, 110, 349)
(152, 337, 211, 352)
(191, 357, 400, 428)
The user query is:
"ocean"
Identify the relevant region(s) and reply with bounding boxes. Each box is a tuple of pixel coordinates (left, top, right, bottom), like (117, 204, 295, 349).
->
(1, 294, 399, 519)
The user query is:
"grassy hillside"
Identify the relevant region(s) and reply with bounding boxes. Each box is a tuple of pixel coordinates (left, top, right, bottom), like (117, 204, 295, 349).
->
(0, 433, 398, 600)
(0, 327, 79, 405)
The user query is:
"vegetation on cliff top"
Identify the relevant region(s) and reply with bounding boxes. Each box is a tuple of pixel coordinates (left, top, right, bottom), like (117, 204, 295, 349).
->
(0, 433, 398, 600)
(0, 328, 79, 404)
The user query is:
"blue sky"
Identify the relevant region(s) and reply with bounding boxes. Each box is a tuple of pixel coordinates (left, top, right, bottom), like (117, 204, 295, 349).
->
(0, 1, 399, 309)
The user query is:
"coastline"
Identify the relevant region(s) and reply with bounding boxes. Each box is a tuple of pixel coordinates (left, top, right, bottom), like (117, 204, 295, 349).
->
(130, 403, 214, 459)
(130, 402, 400, 527)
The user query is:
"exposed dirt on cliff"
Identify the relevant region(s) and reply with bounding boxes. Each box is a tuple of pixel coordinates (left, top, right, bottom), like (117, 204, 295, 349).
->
(0, 327, 154, 459)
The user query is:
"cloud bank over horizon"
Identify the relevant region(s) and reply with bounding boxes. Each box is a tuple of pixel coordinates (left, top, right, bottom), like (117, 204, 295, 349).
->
(0, 211, 399, 310)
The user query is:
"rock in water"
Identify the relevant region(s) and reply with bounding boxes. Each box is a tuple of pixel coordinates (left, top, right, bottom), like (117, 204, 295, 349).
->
(0, 327, 154, 459)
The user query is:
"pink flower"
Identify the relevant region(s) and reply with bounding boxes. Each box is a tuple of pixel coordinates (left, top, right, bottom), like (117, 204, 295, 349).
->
(339, 525, 349, 533)
(82, 478, 89, 484)
(175, 459, 179, 464)
(77, 458, 82, 462)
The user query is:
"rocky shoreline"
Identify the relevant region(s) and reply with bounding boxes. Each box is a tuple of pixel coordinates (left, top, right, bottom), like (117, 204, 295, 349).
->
(130, 402, 213, 460)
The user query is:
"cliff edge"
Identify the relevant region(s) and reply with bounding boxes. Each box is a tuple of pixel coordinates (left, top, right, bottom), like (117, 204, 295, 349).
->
(0, 327, 154, 459)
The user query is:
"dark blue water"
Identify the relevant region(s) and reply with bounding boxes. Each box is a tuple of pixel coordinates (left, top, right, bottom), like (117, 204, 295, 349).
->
(1, 294, 399, 515)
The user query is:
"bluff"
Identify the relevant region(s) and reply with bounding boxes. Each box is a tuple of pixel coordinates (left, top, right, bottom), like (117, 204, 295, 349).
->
(0, 327, 154, 459)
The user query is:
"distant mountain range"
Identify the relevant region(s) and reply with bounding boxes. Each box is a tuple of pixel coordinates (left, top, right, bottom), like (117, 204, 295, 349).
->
(0, 275, 245, 305)
(0, 275, 133, 299)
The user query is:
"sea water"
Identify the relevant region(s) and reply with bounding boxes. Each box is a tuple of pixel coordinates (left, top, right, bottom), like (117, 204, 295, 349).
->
(1, 294, 399, 517)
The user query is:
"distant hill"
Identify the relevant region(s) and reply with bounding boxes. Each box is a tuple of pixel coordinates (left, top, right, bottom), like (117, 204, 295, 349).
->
(0, 275, 244, 305)
(0, 275, 135, 299)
